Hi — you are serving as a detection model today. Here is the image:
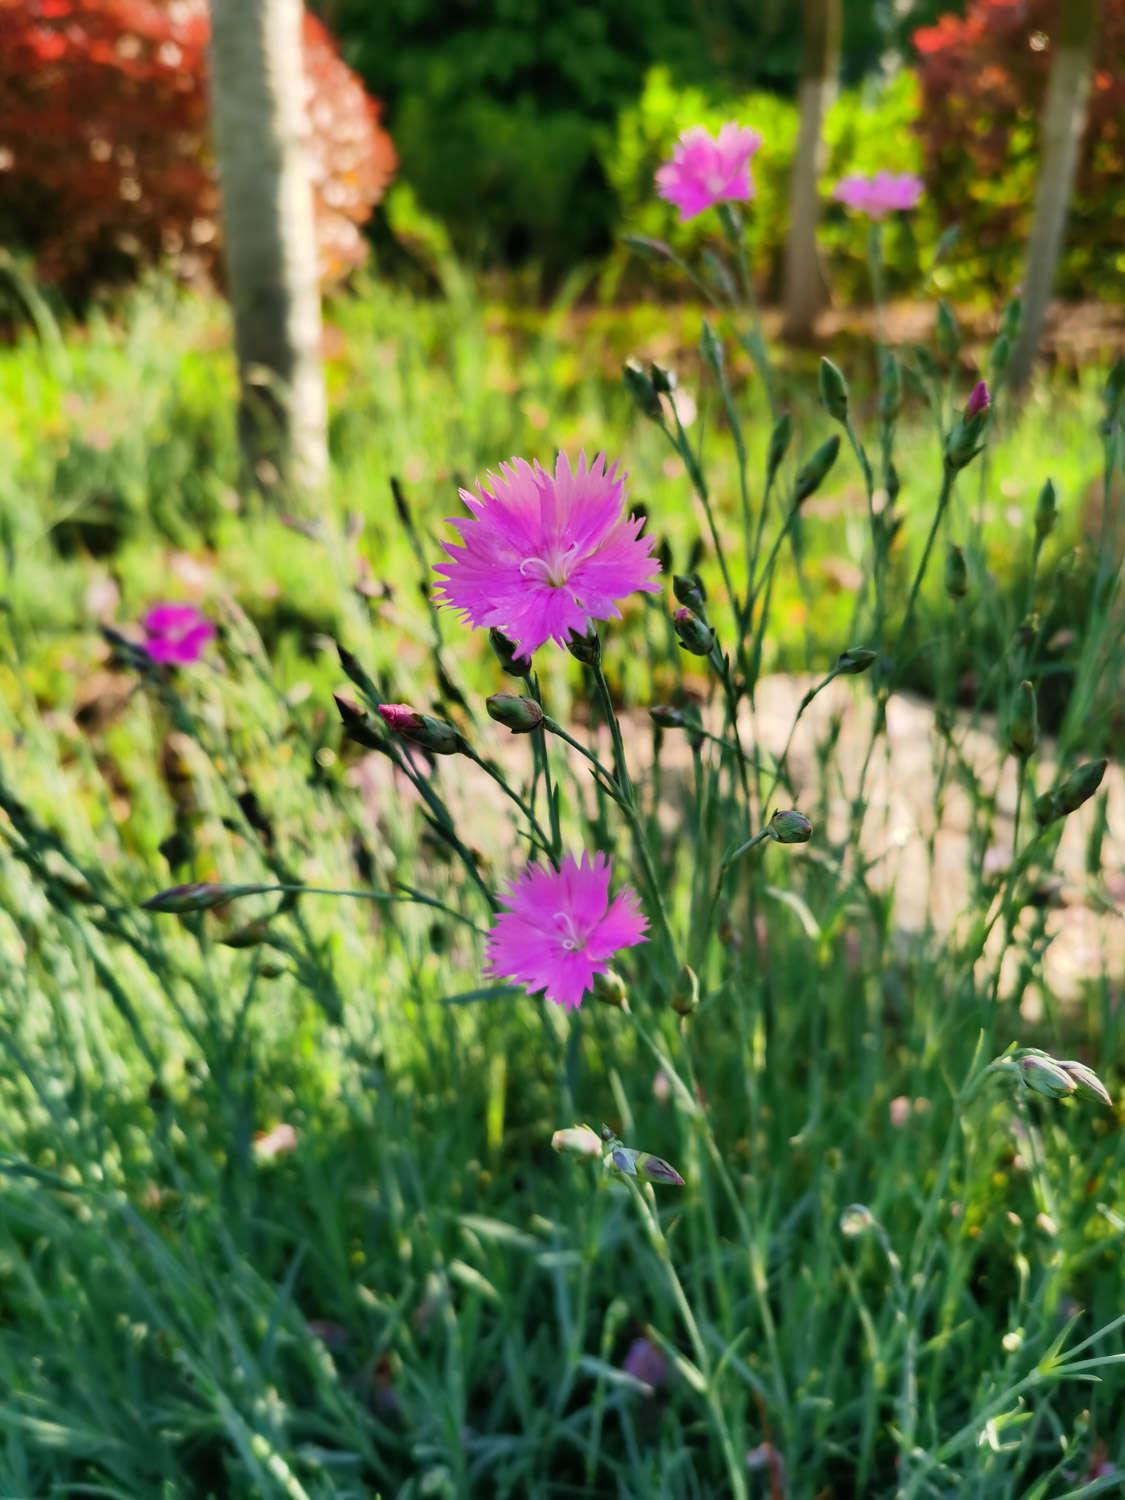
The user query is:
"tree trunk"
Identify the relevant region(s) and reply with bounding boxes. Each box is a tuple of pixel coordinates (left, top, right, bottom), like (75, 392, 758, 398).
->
(782, 0, 841, 342)
(1008, 0, 1099, 391)
(207, 0, 327, 499)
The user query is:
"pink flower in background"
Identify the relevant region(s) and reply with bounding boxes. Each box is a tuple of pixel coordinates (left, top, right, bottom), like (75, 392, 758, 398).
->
(141, 602, 215, 664)
(832, 171, 924, 219)
(622, 1336, 668, 1390)
(434, 452, 660, 661)
(656, 123, 762, 221)
(487, 851, 647, 1010)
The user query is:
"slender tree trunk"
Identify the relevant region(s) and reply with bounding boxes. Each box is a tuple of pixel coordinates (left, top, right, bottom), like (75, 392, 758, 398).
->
(207, 0, 327, 499)
(782, 0, 841, 342)
(1008, 0, 1099, 391)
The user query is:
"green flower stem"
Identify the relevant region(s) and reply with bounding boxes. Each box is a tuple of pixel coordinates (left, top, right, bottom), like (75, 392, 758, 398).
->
(621, 1175, 749, 1500)
(461, 746, 555, 863)
(233, 883, 489, 935)
(542, 715, 677, 967)
(896, 463, 956, 659)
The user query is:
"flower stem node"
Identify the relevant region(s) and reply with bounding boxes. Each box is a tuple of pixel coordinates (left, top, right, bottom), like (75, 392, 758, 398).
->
(793, 435, 841, 504)
(1018, 1052, 1077, 1099)
(673, 607, 715, 657)
(486, 693, 544, 735)
(818, 357, 849, 423)
(834, 646, 877, 676)
(769, 809, 813, 845)
(377, 704, 465, 756)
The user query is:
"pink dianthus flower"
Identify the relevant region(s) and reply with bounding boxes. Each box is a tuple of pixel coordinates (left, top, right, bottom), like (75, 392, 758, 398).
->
(434, 452, 659, 662)
(487, 852, 647, 1011)
(655, 123, 762, 222)
(832, 171, 924, 219)
(141, 602, 215, 664)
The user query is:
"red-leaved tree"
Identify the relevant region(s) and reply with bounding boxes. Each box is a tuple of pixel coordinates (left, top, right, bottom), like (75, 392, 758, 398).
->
(0, 0, 396, 293)
(913, 0, 1123, 296)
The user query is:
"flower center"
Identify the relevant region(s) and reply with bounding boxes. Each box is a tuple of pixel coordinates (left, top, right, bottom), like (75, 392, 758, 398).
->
(520, 542, 581, 589)
(554, 910, 587, 953)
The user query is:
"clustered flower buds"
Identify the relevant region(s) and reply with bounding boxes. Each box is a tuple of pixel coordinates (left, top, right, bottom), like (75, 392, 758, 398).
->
(551, 1124, 685, 1185)
(1015, 1050, 1112, 1106)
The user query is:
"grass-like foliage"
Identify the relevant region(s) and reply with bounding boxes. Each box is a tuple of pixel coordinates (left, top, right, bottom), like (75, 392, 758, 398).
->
(0, 245, 1121, 1495)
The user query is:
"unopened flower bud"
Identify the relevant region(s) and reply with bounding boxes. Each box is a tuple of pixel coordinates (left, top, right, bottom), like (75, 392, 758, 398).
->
(840, 1204, 875, 1237)
(945, 542, 968, 599)
(1018, 1053, 1077, 1099)
(1057, 1060, 1112, 1107)
(1008, 680, 1038, 758)
(566, 627, 602, 666)
(1035, 758, 1109, 829)
(670, 963, 700, 1016)
(551, 1124, 603, 1159)
(672, 573, 706, 614)
(766, 413, 793, 480)
(818, 357, 849, 423)
(333, 693, 384, 749)
(835, 647, 877, 676)
(591, 967, 629, 1009)
(378, 703, 464, 756)
(885, 460, 901, 506)
(793, 435, 841, 504)
(648, 362, 675, 395)
(649, 704, 685, 729)
(1001, 297, 1022, 340)
(142, 882, 264, 914)
(1033, 480, 1057, 543)
(623, 362, 663, 421)
(1056, 758, 1107, 818)
(966, 382, 990, 420)
(486, 693, 543, 734)
(633, 1151, 686, 1187)
(769, 809, 813, 844)
(936, 301, 960, 362)
(489, 628, 530, 677)
(673, 607, 715, 657)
